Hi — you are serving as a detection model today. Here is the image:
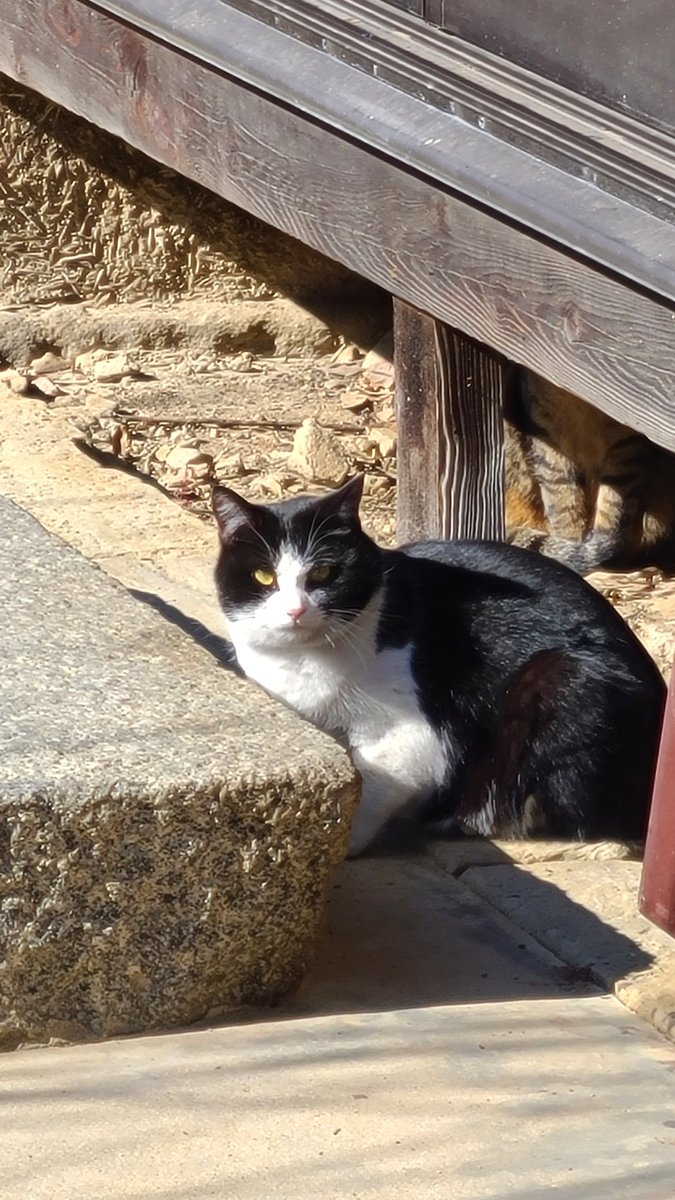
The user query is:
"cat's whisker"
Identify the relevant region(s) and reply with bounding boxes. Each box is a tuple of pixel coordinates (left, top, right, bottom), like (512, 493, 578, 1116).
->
(250, 525, 276, 561)
(306, 511, 338, 559)
(325, 618, 371, 667)
(306, 532, 342, 563)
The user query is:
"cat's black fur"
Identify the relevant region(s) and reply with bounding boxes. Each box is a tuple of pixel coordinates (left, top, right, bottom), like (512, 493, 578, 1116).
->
(381, 538, 664, 839)
(213, 478, 666, 846)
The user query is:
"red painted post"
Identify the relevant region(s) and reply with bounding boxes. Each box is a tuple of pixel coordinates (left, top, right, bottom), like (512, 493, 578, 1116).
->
(639, 660, 675, 936)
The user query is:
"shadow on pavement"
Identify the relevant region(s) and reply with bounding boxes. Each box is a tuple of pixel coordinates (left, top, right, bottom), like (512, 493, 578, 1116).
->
(219, 848, 652, 1024)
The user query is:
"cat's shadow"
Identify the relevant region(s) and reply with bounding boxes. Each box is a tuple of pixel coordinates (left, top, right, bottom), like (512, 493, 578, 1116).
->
(235, 842, 653, 1022)
(127, 589, 241, 672)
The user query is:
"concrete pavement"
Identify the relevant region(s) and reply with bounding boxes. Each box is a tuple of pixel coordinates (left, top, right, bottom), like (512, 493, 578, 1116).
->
(3, 851, 675, 1200)
(2, 445, 675, 1197)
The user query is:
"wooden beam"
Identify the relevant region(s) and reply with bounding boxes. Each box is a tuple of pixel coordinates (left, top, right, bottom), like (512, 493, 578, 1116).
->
(395, 300, 506, 542)
(1, 0, 675, 450)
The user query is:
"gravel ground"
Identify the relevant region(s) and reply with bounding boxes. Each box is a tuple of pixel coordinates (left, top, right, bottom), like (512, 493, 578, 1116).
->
(2, 339, 673, 678)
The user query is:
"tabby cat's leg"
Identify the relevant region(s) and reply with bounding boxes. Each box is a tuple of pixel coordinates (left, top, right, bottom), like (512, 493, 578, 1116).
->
(539, 432, 647, 572)
(508, 437, 591, 568)
(513, 429, 648, 574)
(581, 431, 648, 566)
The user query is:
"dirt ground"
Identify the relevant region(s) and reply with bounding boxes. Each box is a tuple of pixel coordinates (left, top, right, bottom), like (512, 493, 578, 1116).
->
(2, 338, 673, 678)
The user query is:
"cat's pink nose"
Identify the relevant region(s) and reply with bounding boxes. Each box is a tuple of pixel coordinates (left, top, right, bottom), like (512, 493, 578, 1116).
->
(287, 602, 308, 623)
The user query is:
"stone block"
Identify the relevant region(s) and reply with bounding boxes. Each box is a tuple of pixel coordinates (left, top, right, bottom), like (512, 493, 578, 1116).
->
(0, 498, 358, 1048)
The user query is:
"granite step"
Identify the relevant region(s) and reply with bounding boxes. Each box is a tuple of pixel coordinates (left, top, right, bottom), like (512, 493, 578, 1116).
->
(0, 495, 357, 1048)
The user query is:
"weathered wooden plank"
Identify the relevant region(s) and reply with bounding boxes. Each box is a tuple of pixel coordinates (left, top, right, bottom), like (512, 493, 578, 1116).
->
(2, 0, 675, 451)
(395, 300, 506, 541)
(441, 325, 507, 542)
(640, 664, 675, 938)
(395, 302, 443, 541)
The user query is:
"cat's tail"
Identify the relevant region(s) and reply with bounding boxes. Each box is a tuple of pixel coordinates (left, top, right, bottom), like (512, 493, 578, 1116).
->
(508, 527, 622, 576)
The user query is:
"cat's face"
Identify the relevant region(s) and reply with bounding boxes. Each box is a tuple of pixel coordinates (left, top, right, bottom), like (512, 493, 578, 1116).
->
(212, 476, 383, 651)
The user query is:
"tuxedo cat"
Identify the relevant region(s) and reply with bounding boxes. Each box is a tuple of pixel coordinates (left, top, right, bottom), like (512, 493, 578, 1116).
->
(213, 476, 665, 855)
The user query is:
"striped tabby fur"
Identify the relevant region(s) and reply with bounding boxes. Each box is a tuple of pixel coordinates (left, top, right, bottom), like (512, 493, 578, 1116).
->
(505, 371, 675, 574)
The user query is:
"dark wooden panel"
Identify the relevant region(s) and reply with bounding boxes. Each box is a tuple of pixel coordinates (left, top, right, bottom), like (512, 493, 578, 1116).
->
(395, 300, 505, 542)
(381, 0, 423, 11)
(2, 0, 675, 452)
(438, 0, 674, 133)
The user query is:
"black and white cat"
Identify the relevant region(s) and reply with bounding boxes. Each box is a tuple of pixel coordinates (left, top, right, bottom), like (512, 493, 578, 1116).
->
(212, 476, 665, 856)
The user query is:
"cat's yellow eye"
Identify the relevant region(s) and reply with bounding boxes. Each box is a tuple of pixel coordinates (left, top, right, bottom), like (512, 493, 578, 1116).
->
(253, 567, 276, 587)
(307, 563, 333, 585)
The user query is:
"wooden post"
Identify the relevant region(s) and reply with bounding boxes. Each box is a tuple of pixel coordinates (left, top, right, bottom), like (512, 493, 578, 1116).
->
(640, 661, 675, 936)
(394, 299, 507, 542)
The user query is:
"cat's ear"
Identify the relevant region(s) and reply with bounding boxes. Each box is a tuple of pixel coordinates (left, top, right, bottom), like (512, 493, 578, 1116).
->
(212, 486, 261, 542)
(317, 474, 365, 520)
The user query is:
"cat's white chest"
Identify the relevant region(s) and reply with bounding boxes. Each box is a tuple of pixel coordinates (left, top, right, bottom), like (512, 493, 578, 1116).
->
(233, 633, 448, 854)
(234, 640, 350, 731)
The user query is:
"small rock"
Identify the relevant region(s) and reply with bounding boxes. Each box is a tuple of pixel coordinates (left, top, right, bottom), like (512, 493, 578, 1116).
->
(288, 418, 349, 487)
(73, 349, 111, 375)
(29, 351, 71, 375)
(367, 475, 393, 496)
(188, 354, 217, 375)
(186, 455, 214, 481)
(153, 443, 173, 465)
(341, 389, 373, 413)
(0, 368, 30, 395)
(362, 331, 394, 376)
(226, 351, 255, 373)
(92, 353, 139, 383)
(83, 392, 116, 419)
(366, 425, 397, 460)
(258, 474, 285, 498)
(32, 376, 64, 399)
(164, 445, 207, 472)
(214, 452, 246, 478)
(331, 343, 363, 366)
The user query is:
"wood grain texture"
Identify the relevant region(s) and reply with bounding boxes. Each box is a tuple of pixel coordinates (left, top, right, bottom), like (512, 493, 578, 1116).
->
(2, 0, 675, 451)
(395, 300, 506, 542)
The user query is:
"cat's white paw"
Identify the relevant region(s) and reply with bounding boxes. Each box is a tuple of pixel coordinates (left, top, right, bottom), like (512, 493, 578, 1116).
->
(346, 797, 392, 857)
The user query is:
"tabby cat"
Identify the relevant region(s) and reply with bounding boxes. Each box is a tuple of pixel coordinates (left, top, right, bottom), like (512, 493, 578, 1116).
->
(212, 476, 665, 856)
(506, 370, 675, 574)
